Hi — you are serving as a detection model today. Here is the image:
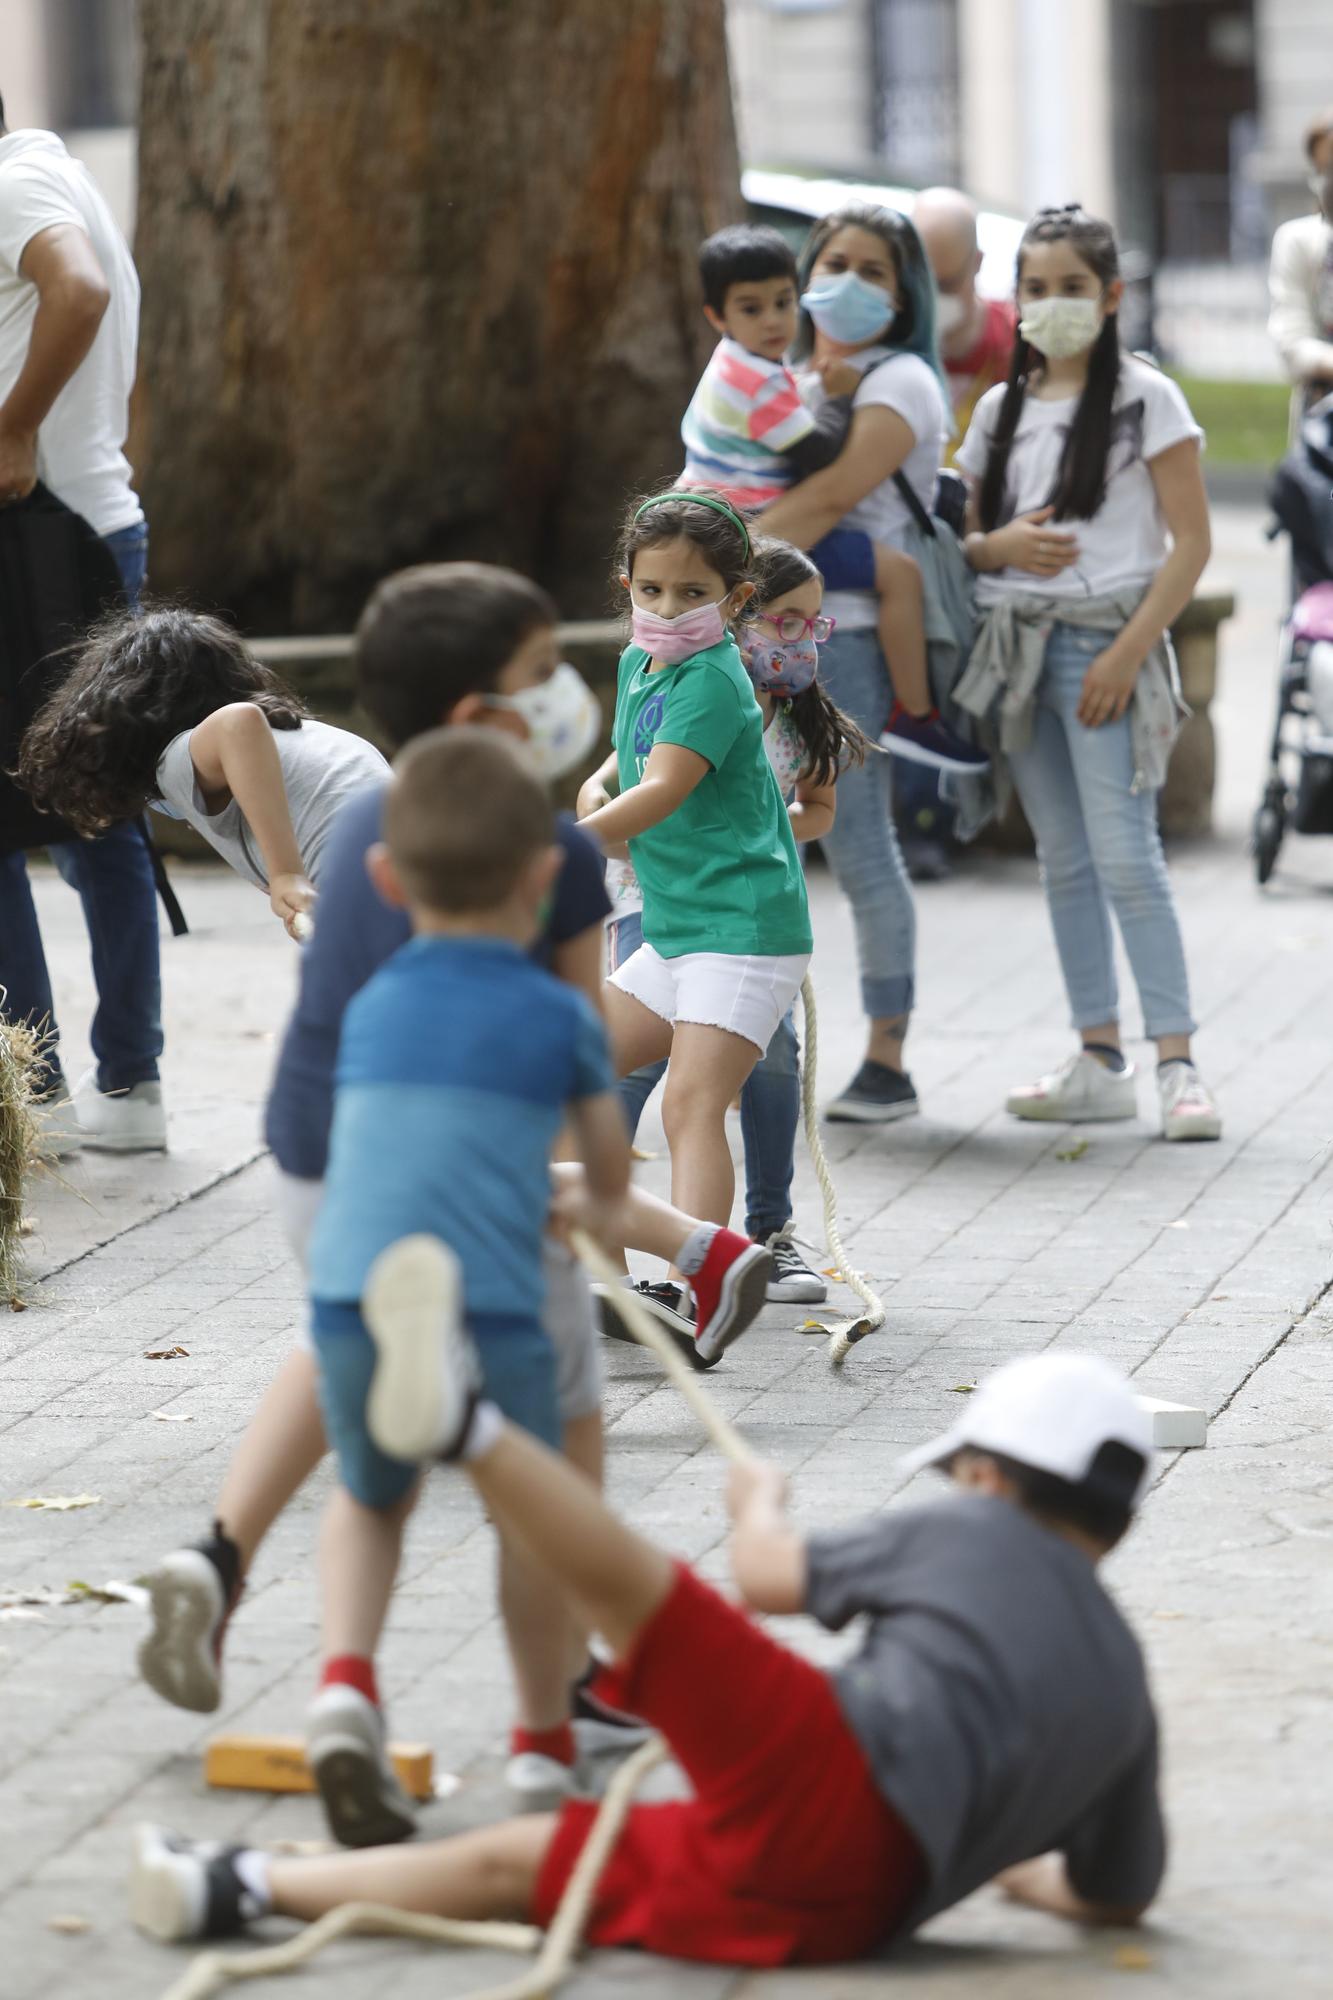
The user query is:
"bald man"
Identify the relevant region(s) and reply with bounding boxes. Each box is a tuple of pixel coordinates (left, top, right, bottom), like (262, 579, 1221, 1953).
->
(912, 187, 1016, 463)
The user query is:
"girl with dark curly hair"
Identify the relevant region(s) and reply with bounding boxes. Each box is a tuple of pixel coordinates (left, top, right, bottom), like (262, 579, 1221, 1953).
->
(18, 606, 387, 937)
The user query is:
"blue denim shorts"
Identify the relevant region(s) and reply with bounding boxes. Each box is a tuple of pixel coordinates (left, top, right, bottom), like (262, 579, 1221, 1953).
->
(312, 1298, 560, 1509)
(810, 526, 876, 595)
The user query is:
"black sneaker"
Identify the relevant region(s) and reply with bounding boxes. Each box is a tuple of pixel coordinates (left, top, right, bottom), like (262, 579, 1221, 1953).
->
(596, 1279, 716, 1371)
(130, 1824, 263, 1941)
(824, 1060, 919, 1125)
(571, 1665, 654, 1755)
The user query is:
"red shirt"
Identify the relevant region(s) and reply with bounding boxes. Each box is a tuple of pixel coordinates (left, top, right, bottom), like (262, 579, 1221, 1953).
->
(943, 297, 1017, 462)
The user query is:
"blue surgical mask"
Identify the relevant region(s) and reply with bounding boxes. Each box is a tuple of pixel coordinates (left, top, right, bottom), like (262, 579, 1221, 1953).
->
(800, 269, 897, 346)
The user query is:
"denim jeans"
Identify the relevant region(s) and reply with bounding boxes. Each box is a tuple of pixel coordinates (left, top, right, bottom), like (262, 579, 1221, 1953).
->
(0, 517, 163, 1092)
(815, 626, 916, 1020)
(1006, 622, 1195, 1039)
(608, 912, 801, 1240)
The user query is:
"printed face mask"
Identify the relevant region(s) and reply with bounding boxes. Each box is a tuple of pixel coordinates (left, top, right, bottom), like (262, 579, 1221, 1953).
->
(800, 269, 897, 345)
(738, 626, 818, 698)
(1018, 295, 1103, 360)
(934, 292, 966, 337)
(629, 595, 728, 665)
(488, 662, 602, 781)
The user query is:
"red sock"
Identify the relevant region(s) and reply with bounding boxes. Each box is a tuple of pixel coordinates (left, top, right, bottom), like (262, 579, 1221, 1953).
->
(510, 1722, 576, 1767)
(321, 1653, 380, 1707)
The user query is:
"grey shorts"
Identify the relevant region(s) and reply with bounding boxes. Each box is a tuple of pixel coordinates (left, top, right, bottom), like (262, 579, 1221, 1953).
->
(277, 1168, 602, 1426)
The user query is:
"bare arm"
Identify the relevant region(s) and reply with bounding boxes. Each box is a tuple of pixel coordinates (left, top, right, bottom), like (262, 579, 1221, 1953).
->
(549, 923, 605, 1015)
(0, 224, 110, 498)
(1075, 438, 1211, 727)
(578, 740, 709, 847)
(728, 1459, 808, 1614)
(786, 768, 836, 844)
(187, 704, 313, 933)
(760, 405, 917, 549)
(996, 1854, 1151, 1927)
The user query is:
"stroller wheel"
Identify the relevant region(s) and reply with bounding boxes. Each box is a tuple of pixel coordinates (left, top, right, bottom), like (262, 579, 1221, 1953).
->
(1253, 800, 1285, 885)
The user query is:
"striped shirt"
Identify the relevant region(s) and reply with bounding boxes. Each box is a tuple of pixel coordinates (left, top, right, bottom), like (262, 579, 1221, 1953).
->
(679, 337, 816, 508)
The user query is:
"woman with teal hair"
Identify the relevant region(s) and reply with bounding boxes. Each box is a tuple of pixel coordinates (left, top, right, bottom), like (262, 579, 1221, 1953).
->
(763, 204, 950, 1124)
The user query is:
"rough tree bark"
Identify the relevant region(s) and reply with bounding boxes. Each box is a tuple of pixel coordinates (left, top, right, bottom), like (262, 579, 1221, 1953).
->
(133, 0, 743, 629)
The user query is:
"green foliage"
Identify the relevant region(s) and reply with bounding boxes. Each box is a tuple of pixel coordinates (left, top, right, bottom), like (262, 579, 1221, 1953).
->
(1167, 373, 1291, 468)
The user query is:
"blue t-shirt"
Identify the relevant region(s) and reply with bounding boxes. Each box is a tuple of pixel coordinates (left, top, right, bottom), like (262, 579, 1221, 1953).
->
(264, 784, 611, 1179)
(307, 935, 614, 1316)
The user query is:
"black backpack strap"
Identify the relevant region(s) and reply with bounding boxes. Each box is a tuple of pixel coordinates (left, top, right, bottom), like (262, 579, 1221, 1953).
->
(137, 815, 189, 938)
(893, 469, 937, 540)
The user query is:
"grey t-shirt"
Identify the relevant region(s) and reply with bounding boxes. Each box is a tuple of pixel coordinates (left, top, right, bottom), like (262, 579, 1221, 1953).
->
(805, 1492, 1164, 1932)
(153, 718, 389, 889)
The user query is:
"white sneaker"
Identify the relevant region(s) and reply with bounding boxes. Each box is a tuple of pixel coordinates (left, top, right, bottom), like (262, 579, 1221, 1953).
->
(763, 1226, 828, 1304)
(306, 1684, 416, 1847)
(73, 1069, 167, 1152)
(1006, 1050, 1137, 1124)
(505, 1750, 578, 1809)
(362, 1233, 476, 1460)
(34, 1078, 82, 1159)
(1158, 1062, 1222, 1142)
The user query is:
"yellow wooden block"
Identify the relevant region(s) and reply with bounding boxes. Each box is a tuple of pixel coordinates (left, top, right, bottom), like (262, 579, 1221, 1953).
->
(205, 1732, 434, 1802)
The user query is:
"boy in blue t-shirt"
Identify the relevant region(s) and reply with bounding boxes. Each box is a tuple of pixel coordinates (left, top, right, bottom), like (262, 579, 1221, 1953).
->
(303, 725, 632, 1847)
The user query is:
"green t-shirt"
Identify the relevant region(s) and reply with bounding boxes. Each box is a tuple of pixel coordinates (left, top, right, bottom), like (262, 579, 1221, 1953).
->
(612, 637, 813, 959)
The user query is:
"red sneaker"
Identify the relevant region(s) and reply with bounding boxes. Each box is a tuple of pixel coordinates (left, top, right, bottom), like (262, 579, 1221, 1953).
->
(690, 1230, 773, 1365)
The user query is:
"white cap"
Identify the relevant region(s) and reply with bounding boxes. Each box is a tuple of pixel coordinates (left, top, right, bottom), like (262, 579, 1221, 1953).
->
(899, 1354, 1154, 1507)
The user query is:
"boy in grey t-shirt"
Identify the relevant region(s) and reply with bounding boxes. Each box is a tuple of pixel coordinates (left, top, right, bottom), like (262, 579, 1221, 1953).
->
(132, 1352, 1165, 1964)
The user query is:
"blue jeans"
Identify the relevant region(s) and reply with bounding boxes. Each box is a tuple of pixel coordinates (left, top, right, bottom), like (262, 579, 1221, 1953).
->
(1006, 623, 1195, 1039)
(815, 626, 916, 1020)
(0, 518, 163, 1092)
(608, 911, 801, 1240)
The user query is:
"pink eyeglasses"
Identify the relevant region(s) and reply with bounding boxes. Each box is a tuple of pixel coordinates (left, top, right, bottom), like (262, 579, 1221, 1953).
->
(753, 611, 837, 643)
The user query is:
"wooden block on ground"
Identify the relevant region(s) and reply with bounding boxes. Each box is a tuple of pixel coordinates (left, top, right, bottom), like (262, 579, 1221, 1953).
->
(205, 1733, 434, 1801)
(1136, 1396, 1208, 1449)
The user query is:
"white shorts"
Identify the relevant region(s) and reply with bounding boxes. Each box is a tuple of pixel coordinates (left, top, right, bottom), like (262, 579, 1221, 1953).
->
(610, 942, 810, 1055)
(277, 1167, 601, 1424)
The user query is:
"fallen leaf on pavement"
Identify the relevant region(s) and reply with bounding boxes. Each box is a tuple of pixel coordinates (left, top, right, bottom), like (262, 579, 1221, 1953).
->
(67, 1579, 147, 1606)
(1055, 1139, 1090, 1162)
(47, 1915, 90, 1935)
(143, 1345, 188, 1360)
(1112, 1944, 1154, 1971)
(949, 1383, 976, 1394)
(0, 1606, 47, 1623)
(3, 1494, 101, 1512)
(0, 1586, 75, 1609)
(9, 1297, 27, 1313)
(149, 1409, 193, 1423)
(18, 1217, 34, 1236)
(821, 1267, 844, 1280)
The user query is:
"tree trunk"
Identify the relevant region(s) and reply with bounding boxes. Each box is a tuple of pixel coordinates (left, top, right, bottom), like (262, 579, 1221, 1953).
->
(133, 0, 742, 630)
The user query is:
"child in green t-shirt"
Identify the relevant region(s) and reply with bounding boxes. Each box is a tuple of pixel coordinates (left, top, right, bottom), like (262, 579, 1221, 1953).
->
(577, 491, 812, 1266)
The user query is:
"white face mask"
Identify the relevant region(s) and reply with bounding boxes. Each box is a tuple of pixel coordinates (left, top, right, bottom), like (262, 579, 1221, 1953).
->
(488, 662, 602, 781)
(1018, 295, 1103, 360)
(934, 292, 966, 337)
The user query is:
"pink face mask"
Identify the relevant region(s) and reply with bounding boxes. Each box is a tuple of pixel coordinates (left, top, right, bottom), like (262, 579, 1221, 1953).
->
(629, 595, 728, 665)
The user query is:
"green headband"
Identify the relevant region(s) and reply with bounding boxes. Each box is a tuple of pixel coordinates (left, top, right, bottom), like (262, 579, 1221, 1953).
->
(633, 490, 751, 560)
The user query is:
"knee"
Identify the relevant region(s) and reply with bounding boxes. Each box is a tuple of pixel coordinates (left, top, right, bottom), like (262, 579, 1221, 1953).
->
(662, 1074, 730, 1145)
(1095, 836, 1170, 913)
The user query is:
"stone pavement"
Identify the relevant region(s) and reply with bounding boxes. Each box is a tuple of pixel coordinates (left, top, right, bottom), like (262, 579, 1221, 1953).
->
(2, 503, 1330, 1997)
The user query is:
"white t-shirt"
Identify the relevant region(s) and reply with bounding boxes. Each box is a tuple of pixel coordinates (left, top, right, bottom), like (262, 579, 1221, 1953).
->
(955, 356, 1203, 606)
(0, 129, 143, 537)
(799, 348, 949, 631)
(153, 717, 389, 890)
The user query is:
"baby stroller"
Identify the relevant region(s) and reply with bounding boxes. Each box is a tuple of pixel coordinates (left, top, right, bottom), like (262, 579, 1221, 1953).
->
(1252, 391, 1333, 884)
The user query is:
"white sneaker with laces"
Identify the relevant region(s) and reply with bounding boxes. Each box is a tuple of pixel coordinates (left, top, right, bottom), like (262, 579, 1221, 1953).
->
(1158, 1062, 1222, 1142)
(73, 1069, 167, 1152)
(306, 1684, 417, 1848)
(362, 1233, 475, 1460)
(1005, 1050, 1137, 1124)
(504, 1750, 579, 1809)
(763, 1227, 827, 1304)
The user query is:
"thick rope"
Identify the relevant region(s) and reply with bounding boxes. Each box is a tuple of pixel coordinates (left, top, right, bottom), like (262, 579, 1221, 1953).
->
(797, 975, 887, 1368)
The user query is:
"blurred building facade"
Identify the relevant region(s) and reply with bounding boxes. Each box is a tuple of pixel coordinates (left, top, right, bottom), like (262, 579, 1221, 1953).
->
(728, 0, 1330, 377)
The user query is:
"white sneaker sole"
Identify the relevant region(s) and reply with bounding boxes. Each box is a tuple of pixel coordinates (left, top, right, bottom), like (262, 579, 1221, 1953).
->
(1163, 1113, 1222, 1142)
(694, 1242, 773, 1365)
(879, 732, 989, 777)
(309, 1737, 417, 1848)
(766, 1273, 829, 1304)
(362, 1234, 466, 1460)
(505, 1751, 578, 1810)
(138, 1552, 226, 1714)
(129, 1826, 200, 1942)
(1005, 1095, 1136, 1124)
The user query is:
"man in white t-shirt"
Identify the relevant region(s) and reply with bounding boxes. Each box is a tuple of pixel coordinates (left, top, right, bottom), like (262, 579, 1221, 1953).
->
(1268, 107, 1333, 437)
(0, 97, 165, 1154)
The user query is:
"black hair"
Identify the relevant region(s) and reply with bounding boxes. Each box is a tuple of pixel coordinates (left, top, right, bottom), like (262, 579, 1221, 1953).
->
(977, 205, 1122, 532)
(18, 606, 305, 835)
(617, 488, 754, 597)
(698, 224, 798, 315)
(356, 562, 557, 751)
(949, 1440, 1144, 1550)
(745, 537, 870, 787)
